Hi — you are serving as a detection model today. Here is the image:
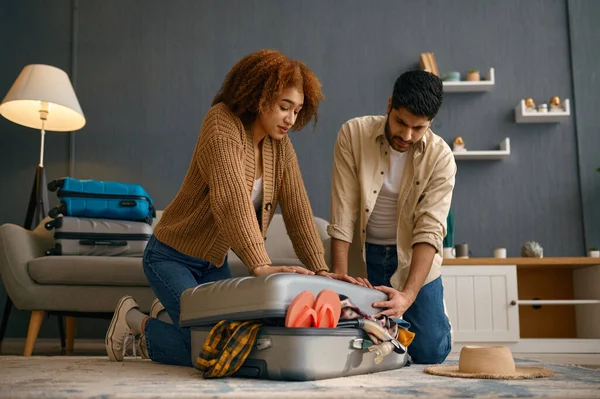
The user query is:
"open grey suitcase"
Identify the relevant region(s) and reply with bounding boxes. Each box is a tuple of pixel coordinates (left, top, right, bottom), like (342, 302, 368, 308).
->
(179, 273, 409, 381)
(44, 216, 152, 256)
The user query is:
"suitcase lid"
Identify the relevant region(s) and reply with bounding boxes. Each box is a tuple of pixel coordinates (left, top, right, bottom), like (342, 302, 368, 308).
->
(179, 273, 389, 327)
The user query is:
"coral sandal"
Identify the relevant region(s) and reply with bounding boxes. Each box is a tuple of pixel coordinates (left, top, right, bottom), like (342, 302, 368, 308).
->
(285, 291, 317, 328)
(314, 289, 342, 328)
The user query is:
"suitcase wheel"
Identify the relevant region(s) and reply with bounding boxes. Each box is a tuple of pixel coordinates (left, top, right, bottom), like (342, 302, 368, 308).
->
(45, 217, 63, 230)
(48, 207, 59, 219)
(45, 244, 62, 256)
(47, 179, 65, 192)
(49, 203, 66, 218)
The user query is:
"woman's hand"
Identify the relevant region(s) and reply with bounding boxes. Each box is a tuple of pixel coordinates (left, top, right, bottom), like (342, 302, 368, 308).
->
(252, 265, 314, 277)
(316, 270, 365, 286)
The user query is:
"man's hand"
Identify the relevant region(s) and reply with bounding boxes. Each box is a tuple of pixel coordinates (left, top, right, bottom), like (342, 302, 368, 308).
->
(252, 265, 314, 277)
(372, 285, 416, 318)
(316, 270, 363, 285)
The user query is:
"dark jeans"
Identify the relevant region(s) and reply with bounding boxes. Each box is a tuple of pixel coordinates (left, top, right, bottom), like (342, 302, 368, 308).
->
(142, 235, 232, 366)
(365, 242, 452, 364)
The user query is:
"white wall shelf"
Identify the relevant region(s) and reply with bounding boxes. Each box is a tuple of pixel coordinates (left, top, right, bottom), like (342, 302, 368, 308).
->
(443, 68, 495, 92)
(452, 137, 510, 161)
(515, 98, 571, 123)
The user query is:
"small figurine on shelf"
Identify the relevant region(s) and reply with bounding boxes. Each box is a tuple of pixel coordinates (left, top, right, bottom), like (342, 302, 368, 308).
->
(549, 96, 562, 112)
(537, 104, 548, 113)
(453, 136, 466, 152)
(525, 98, 536, 112)
(466, 69, 480, 81)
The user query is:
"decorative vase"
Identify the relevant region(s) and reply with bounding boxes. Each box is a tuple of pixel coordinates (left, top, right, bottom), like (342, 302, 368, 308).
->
(443, 71, 461, 82)
(521, 241, 543, 258)
(466, 71, 480, 81)
(589, 250, 600, 258)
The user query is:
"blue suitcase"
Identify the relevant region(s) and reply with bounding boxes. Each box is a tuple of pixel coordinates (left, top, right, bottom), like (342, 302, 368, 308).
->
(48, 177, 156, 224)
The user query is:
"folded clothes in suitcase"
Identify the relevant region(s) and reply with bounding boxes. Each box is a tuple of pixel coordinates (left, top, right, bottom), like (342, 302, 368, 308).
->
(44, 216, 153, 256)
(47, 177, 156, 224)
(180, 274, 410, 381)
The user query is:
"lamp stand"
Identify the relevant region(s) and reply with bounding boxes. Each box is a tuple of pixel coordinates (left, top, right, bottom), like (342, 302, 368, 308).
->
(1, 111, 66, 354)
(24, 165, 49, 231)
(24, 108, 50, 231)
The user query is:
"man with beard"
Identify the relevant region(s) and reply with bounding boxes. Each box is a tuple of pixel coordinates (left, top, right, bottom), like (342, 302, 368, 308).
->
(327, 70, 456, 364)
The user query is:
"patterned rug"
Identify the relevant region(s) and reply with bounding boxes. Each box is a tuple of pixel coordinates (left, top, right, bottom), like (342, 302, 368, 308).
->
(0, 356, 599, 398)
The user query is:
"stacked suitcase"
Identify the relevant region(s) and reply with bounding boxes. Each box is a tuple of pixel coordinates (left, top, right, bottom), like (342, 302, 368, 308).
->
(44, 177, 156, 257)
(180, 273, 410, 381)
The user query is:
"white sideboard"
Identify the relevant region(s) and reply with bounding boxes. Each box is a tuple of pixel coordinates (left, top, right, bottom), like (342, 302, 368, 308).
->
(441, 258, 600, 354)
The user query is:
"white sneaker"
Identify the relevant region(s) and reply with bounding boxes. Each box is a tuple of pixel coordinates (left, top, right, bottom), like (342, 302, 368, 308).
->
(136, 334, 149, 359)
(105, 296, 139, 361)
(149, 298, 165, 319)
(132, 298, 168, 360)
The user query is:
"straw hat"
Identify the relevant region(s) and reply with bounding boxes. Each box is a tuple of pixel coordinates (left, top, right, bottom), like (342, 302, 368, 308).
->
(424, 346, 553, 379)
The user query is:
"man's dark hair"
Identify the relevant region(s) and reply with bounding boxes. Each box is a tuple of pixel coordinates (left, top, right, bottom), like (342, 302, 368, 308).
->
(391, 70, 443, 120)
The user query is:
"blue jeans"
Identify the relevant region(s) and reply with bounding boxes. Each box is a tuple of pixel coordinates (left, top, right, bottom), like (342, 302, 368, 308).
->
(365, 242, 451, 364)
(142, 235, 232, 366)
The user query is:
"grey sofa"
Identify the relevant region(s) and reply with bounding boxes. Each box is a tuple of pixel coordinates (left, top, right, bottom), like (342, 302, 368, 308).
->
(0, 211, 331, 355)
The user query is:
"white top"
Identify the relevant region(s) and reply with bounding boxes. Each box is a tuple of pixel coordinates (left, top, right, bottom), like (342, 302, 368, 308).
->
(366, 148, 408, 245)
(252, 176, 263, 211)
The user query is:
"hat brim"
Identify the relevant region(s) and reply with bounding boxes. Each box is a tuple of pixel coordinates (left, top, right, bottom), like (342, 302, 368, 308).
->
(424, 365, 554, 380)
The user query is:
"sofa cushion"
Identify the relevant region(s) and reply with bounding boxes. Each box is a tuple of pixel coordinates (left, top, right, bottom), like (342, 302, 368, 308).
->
(29, 253, 252, 286)
(28, 256, 148, 286)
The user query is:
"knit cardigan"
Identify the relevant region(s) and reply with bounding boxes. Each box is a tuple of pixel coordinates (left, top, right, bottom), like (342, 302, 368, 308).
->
(153, 103, 329, 273)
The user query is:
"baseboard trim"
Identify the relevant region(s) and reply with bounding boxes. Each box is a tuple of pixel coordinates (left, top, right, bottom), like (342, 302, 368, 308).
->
(452, 339, 600, 353)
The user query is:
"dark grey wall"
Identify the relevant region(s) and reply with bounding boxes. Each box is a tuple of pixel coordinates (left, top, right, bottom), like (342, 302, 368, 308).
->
(73, 0, 586, 258)
(0, 0, 597, 339)
(0, 0, 80, 340)
(568, 0, 600, 252)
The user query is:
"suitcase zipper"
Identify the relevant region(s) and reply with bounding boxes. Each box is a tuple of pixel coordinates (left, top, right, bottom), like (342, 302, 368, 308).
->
(54, 232, 152, 241)
(57, 191, 151, 202)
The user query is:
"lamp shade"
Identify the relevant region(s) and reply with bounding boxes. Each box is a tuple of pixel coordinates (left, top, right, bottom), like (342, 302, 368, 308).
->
(0, 64, 86, 132)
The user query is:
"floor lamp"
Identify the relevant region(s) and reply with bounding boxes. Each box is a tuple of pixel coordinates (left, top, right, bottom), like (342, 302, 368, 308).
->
(0, 64, 86, 229)
(0, 64, 86, 352)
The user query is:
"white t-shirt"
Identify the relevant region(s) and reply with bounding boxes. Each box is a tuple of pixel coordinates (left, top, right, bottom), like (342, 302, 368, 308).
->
(252, 176, 263, 212)
(366, 148, 408, 244)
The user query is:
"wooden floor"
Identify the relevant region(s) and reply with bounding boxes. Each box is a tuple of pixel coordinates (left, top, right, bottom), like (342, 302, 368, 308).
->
(1, 338, 599, 369)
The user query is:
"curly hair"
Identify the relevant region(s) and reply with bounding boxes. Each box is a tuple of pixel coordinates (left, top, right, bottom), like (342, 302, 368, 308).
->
(212, 49, 324, 131)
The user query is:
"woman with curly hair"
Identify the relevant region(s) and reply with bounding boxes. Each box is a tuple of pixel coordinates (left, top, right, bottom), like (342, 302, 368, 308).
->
(105, 49, 353, 366)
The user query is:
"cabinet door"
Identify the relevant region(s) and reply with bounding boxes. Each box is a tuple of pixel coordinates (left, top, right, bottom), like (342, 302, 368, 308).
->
(441, 265, 519, 342)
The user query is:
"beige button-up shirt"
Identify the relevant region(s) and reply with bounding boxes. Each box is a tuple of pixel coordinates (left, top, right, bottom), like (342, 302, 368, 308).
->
(327, 115, 456, 291)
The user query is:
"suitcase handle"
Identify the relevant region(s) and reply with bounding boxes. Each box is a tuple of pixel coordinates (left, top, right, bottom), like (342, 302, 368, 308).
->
(79, 239, 128, 247)
(233, 359, 269, 379)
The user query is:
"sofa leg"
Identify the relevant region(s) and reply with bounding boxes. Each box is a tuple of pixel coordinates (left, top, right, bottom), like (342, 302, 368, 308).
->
(65, 316, 76, 355)
(57, 315, 66, 350)
(24, 311, 44, 356)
